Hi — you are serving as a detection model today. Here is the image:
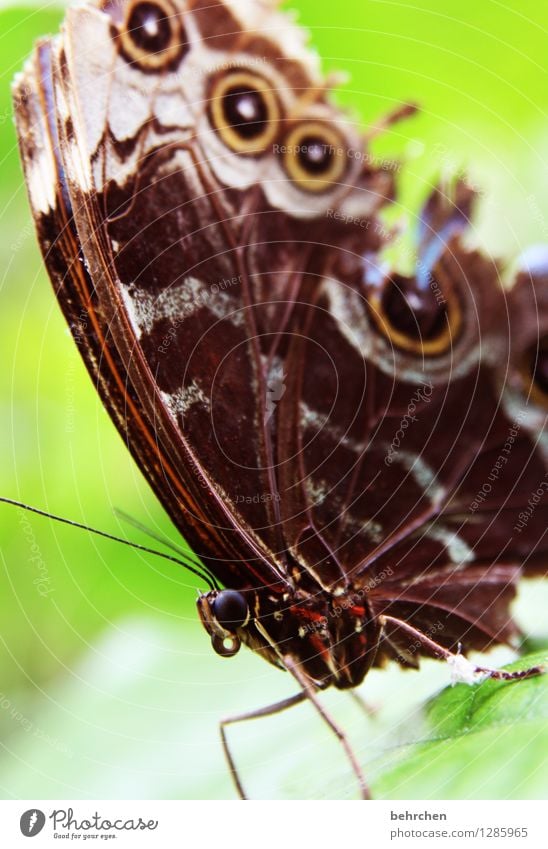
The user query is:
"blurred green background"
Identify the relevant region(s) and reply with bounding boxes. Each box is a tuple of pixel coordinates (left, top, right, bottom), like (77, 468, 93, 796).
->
(1, 0, 547, 800)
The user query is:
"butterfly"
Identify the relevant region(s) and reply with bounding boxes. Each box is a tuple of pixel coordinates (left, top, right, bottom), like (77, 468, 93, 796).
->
(12, 0, 548, 798)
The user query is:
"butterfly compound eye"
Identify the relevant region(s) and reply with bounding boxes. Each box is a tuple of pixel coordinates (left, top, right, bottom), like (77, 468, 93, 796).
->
(208, 71, 281, 154)
(119, 0, 187, 70)
(281, 122, 347, 193)
(371, 272, 462, 355)
(211, 590, 250, 632)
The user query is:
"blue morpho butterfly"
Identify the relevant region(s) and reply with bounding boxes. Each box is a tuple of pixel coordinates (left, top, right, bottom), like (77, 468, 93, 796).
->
(8, 0, 548, 798)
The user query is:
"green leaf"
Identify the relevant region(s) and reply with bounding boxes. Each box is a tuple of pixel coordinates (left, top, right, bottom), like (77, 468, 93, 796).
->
(376, 652, 548, 799)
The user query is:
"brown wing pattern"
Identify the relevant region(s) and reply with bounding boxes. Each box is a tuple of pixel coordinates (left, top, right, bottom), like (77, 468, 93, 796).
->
(13, 39, 287, 592)
(13, 0, 547, 681)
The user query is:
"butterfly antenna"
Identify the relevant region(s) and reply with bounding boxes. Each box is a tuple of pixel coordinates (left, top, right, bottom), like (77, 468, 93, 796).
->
(0, 497, 219, 591)
(113, 508, 207, 572)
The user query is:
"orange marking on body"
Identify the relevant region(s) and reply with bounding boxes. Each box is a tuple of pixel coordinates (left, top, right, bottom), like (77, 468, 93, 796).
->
(290, 606, 326, 622)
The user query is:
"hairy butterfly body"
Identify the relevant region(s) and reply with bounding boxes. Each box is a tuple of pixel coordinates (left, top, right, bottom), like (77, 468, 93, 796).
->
(13, 0, 548, 798)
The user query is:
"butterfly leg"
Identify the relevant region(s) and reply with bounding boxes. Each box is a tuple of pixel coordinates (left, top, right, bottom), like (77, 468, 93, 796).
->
(348, 690, 379, 718)
(283, 655, 371, 800)
(220, 691, 307, 799)
(380, 615, 544, 682)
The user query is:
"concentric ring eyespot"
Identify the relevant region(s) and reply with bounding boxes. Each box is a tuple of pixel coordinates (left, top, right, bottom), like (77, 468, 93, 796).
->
(118, 0, 187, 71)
(523, 336, 548, 405)
(369, 273, 462, 355)
(280, 122, 348, 193)
(208, 71, 281, 154)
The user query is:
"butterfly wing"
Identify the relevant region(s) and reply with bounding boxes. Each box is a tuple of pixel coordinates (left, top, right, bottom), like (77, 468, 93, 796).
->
(14, 34, 288, 592)
(15, 0, 393, 598)
(14, 0, 547, 676)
